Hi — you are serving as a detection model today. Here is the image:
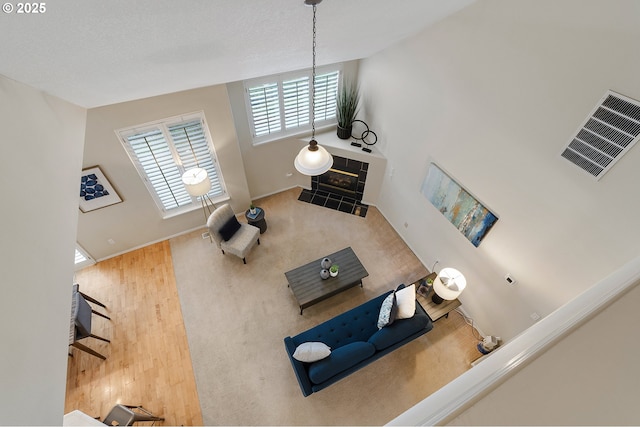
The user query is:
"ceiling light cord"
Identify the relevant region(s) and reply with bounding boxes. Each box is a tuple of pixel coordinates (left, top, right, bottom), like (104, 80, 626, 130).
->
(311, 3, 317, 140)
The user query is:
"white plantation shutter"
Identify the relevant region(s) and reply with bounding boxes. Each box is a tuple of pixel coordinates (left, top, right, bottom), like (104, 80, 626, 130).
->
(119, 113, 226, 216)
(74, 244, 94, 269)
(245, 67, 341, 144)
(313, 70, 339, 122)
(126, 128, 192, 210)
(168, 120, 224, 198)
(248, 83, 281, 137)
(283, 76, 310, 129)
(74, 249, 87, 264)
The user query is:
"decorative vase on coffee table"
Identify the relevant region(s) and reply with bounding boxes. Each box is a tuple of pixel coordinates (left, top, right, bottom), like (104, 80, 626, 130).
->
(320, 258, 332, 269)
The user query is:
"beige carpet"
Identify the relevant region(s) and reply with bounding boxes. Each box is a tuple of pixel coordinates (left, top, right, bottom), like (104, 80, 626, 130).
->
(169, 188, 479, 426)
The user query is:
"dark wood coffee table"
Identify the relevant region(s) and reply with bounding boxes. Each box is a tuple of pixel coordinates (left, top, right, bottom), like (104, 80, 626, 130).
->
(285, 247, 369, 314)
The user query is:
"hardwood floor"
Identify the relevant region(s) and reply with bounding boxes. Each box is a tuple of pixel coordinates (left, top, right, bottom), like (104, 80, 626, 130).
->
(66, 241, 203, 425)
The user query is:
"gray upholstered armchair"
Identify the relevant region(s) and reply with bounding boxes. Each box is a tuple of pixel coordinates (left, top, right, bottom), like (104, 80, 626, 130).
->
(207, 203, 260, 264)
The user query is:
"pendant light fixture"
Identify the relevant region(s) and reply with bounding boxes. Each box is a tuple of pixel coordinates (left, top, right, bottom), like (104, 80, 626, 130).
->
(294, 0, 333, 176)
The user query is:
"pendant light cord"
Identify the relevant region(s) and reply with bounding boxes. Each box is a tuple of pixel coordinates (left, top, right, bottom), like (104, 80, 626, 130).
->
(311, 3, 317, 140)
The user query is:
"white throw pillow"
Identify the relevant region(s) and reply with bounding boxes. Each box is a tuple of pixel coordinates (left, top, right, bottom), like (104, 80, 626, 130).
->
(292, 342, 331, 363)
(395, 284, 416, 319)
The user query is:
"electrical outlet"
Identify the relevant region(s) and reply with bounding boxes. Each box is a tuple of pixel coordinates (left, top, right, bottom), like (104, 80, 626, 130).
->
(107, 238, 115, 245)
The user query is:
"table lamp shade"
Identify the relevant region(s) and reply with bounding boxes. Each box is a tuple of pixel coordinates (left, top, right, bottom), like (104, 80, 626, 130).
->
(182, 167, 211, 197)
(433, 267, 467, 300)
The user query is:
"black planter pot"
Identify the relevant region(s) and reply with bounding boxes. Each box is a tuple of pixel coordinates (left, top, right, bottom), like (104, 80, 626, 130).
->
(336, 125, 352, 140)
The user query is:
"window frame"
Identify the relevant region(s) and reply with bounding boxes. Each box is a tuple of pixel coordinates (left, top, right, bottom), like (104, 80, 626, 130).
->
(116, 112, 228, 219)
(74, 244, 95, 270)
(244, 64, 342, 145)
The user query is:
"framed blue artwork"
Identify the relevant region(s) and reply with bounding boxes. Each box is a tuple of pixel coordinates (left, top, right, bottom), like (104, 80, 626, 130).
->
(79, 166, 122, 213)
(421, 162, 498, 247)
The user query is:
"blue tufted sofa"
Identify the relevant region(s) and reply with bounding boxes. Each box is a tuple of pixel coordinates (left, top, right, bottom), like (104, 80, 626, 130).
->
(284, 285, 433, 396)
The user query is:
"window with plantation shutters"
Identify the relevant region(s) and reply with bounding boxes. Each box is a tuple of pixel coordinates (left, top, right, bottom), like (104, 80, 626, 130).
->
(244, 67, 340, 144)
(74, 244, 95, 269)
(118, 113, 227, 218)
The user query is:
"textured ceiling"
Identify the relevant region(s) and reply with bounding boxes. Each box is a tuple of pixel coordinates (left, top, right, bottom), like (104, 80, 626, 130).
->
(0, 0, 474, 107)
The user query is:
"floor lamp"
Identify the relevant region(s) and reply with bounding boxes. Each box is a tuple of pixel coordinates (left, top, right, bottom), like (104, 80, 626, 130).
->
(182, 167, 216, 224)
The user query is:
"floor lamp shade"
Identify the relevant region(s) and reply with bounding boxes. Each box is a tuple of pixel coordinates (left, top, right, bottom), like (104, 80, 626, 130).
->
(433, 267, 467, 300)
(294, 142, 333, 176)
(182, 167, 211, 197)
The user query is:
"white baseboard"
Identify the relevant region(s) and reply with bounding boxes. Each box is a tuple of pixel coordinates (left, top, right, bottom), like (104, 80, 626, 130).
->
(93, 224, 208, 263)
(251, 185, 308, 201)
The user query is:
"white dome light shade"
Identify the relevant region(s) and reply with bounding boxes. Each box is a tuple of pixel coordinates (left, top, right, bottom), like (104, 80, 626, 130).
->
(433, 267, 467, 300)
(294, 141, 333, 176)
(182, 167, 211, 197)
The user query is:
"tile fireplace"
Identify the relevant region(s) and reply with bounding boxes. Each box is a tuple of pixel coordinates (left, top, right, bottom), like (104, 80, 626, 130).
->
(298, 155, 369, 217)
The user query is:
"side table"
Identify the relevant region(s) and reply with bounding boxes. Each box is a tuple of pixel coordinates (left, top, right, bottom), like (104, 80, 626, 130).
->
(413, 273, 461, 321)
(245, 207, 267, 233)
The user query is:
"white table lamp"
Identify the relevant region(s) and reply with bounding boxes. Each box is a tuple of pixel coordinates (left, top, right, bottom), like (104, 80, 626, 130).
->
(432, 267, 467, 304)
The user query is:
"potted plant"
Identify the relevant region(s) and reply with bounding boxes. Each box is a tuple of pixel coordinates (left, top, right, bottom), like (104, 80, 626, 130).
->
(249, 204, 257, 215)
(336, 79, 360, 139)
(329, 264, 339, 277)
(417, 276, 435, 298)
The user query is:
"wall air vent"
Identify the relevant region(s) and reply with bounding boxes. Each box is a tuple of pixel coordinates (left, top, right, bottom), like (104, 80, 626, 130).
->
(561, 90, 640, 180)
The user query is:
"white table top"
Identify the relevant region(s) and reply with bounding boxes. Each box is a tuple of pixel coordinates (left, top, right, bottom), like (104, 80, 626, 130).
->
(63, 409, 104, 426)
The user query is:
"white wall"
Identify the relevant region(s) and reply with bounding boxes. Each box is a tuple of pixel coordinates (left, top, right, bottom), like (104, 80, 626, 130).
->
(448, 278, 640, 425)
(358, 0, 640, 341)
(0, 75, 86, 424)
(79, 85, 250, 260)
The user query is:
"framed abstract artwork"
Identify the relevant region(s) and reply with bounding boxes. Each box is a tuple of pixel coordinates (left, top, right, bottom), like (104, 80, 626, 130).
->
(79, 166, 122, 213)
(421, 162, 498, 247)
